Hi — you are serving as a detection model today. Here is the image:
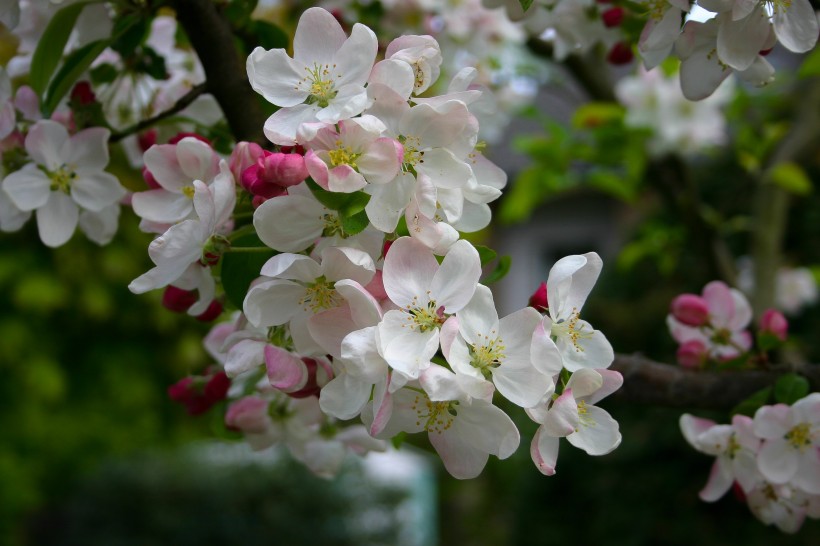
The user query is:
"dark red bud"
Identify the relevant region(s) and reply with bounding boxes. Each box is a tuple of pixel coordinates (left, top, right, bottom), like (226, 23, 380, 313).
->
(138, 129, 158, 153)
(168, 132, 211, 146)
(195, 299, 223, 322)
(142, 165, 162, 190)
(607, 42, 634, 65)
(528, 282, 549, 311)
(162, 285, 198, 313)
(601, 7, 625, 28)
(759, 47, 773, 56)
(70, 81, 96, 105)
(203, 371, 231, 402)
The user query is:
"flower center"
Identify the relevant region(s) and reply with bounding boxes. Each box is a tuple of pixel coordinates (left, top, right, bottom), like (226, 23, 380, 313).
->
(469, 333, 506, 379)
(302, 63, 339, 108)
(785, 422, 811, 451)
(410, 391, 457, 434)
(403, 295, 446, 332)
(399, 135, 424, 167)
(321, 212, 349, 239)
(551, 308, 593, 352)
(300, 276, 340, 313)
(47, 164, 77, 193)
(182, 185, 195, 199)
(766, 0, 792, 15)
(327, 140, 361, 168)
(726, 433, 741, 458)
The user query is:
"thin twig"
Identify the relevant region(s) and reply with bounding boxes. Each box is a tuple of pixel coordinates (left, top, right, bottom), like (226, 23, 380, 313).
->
(109, 83, 209, 142)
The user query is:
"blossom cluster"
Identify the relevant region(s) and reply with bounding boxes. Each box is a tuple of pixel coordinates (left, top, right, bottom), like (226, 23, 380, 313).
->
(486, 0, 819, 99)
(680, 394, 820, 533)
(667, 280, 789, 368)
(120, 7, 622, 479)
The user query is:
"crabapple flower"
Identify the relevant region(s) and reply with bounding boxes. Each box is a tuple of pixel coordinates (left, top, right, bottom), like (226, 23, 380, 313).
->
(637, 0, 689, 69)
(667, 280, 753, 361)
(753, 393, 820, 494)
(131, 136, 221, 226)
(679, 413, 763, 500)
(384, 34, 443, 95)
(528, 368, 623, 476)
(540, 252, 614, 372)
(447, 284, 557, 407)
(2, 120, 126, 247)
(247, 7, 378, 144)
(377, 236, 481, 379)
(759, 308, 788, 342)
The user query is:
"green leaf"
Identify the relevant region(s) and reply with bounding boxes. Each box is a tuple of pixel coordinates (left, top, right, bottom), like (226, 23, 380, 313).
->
(304, 178, 370, 212)
(769, 162, 812, 195)
(110, 16, 148, 58)
(798, 46, 820, 79)
(571, 102, 624, 129)
(341, 209, 369, 236)
(44, 38, 111, 116)
(221, 234, 276, 310)
(482, 255, 511, 285)
(391, 432, 406, 450)
(29, 1, 93, 96)
(757, 331, 783, 353)
(731, 386, 772, 417)
(474, 244, 497, 267)
(774, 373, 809, 405)
(518, 0, 534, 11)
(89, 63, 119, 85)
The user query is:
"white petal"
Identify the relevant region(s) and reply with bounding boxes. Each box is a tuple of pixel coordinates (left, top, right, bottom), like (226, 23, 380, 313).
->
(567, 405, 621, 455)
(773, 0, 819, 53)
(64, 127, 110, 171)
(699, 458, 734, 502)
(253, 193, 325, 252)
(79, 204, 120, 245)
(36, 192, 78, 247)
(25, 120, 68, 171)
(264, 103, 321, 146)
(71, 171, 126, 212)
(131, 190, 192, 224)
(531, 427, 560, 476)
(2, 165, 51, 211)
(457, 284, 498, 345)
(319, 373, 370, 419)
(757, 439, 798, 484)
(431, 239, 481, 313)
(246, 47, 308, 107)
(293, 7, 346, 66)
(382, 236, 439, 308)
(243, 279, 304, 327)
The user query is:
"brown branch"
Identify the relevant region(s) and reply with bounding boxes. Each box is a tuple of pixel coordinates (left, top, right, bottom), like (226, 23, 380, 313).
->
(109, 83, 208, 142)
(171, 0, 266, 144)
(611, 353, 820, 410)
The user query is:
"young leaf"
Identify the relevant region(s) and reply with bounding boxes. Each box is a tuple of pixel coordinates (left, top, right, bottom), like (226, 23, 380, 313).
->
(774, 373, 810, 405)
(44, 39, 111, 116)
(341, 209, 370, 236)
(731, 386, 773, 417)
(482, 255, 511, 284)
(518, 0, 535, 11)
(29, 1, 93, 96)
(474, 244, 498, 266)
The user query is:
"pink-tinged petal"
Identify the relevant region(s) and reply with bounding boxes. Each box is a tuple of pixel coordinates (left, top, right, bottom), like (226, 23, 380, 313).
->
(25, 120, 68, 171)
(543, 389, 580, 437)
(420, 364, 464, 402)
(260, 253, 321, 282)
(531, 427, 560, 476)
(327, 164, 367, 193)
(176, 137, 220, 182)
(773, 0, 819, 53)
(531, 319, 564, 376)
(567, 405, 621, 455)
(358, 138, 402, 185)
(717, 8, 770, 71)
(368, 59, 414, 99)
(63, 127, 110, 171)
(321, 246, 375, 285)
(547, 252, 602, 320)
(253, 193, 325, 252)
(224, 339, 266, 377)
(304, 150, 330, 189)
(796, 448, 820, 495)
(369, 383, 394, 437)
(2, 165, 51, 211)
(365, 171, 414, 233)
(308, 306, 355, 359)
(382, 236, 439, 307)
(666, 315, 709, 345)
(265, 345, 307, 391)
(246, 47, 308, 107)
(699, 458, 734, 502)
(293, 7, 346, 66)
(71, 171, 125, 212)
(335, 279, 383, 327)
(753, 404, 792, 439)
(242, 279, 304, 327)
(757, 439, 798, 484)
(731, 414, 761, 452)
(319, 373, 370, 420)
(415, 148, 472, 190)
(455, 401, 520, 459)
(679, 414, 717, 448)
(429, 426, 490, 480)
(36, 192, 78, 247)
(584, 369, 623, 405)
(143, 144, 189, 191)
(431, 239, 481, 313)
(14, 86, 40, 122)
(264, 103, 321, 146)
(131, 189, 192, 224)
(726, 288, 752, 331)
(565, 369, 604, 399)
(457, 284, 498, 345)
(439, 316, 459, 363)
(317, 85, 369, 125)
(0, 102, 14, 138)
(334, 23, 378, 87)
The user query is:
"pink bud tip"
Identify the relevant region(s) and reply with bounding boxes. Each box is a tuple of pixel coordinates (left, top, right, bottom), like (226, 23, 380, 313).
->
(759, 308, 788, 342)
(162, 285, 197, 313)
(528, 282, 548, 311)
(601, 7, 624, 28)
(676, 339, 707, 369)
(138, 130, 157, 153)
(671, 294, 709, 327)
(606, 42, 633, 65)
(196, 299, 223, 322)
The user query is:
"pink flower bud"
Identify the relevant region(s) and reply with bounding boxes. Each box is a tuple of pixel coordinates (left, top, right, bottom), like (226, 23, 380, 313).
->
(196, 299, 223, 322)
(759, 308, 788, 342)
(262, 152, 309, 188)
(606, 42, 633, 65)
(162, 285, 197, 313)
(138, 129, 157, 152)
(676, 340, 707, 369)
(287, 357, 334, 399)
(670, 294, 710, 326)
(601, 7, 624, 27)
(142, 165, 162, 190)
(528, 282, 548, 311)
(230, 141, 265, 181)
(168, 369, 230, 415)
(252, 195, 268, 209)
(204, 371, 230, 402)
(225, 396, 270, 433)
